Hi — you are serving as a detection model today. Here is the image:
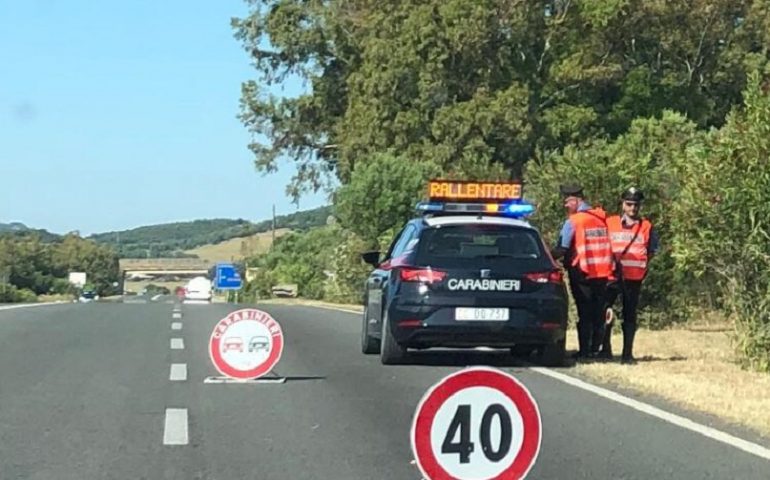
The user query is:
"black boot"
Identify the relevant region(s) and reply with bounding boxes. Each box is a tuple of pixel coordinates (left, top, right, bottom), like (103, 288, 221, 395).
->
(621, 323, 636, 364)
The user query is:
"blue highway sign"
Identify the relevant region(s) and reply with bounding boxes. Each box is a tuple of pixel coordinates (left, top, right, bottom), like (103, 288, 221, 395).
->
(215, 263, 243, 290)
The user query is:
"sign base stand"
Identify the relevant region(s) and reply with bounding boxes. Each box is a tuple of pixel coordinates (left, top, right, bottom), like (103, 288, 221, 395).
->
(203, 370, 286, 384)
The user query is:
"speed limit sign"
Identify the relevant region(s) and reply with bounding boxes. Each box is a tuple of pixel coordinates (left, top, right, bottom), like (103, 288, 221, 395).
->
(411, 367, 541, 480)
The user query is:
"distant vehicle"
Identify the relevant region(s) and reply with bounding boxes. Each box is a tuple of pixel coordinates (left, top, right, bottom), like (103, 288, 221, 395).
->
(248, 336, 270, 352)
(185, 276, 212, 302)
(222, 337, 244, 353)
(271, 284, 298, 298)
(78, 290, 99, 303)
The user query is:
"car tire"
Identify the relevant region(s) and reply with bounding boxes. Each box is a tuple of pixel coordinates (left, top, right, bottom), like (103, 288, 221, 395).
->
(538, 339, 566, 367)
(380, 311, 407, 365)
(361, 307, 380, 354)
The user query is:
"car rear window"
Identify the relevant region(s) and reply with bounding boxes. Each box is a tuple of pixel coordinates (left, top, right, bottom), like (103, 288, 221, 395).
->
(414, 224, 553, 270)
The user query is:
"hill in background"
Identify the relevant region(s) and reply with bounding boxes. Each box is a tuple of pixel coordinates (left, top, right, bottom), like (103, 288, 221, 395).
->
(90, 205, 332, 258)
(0, 222, 61, 243)
(185, 228, 291, 263)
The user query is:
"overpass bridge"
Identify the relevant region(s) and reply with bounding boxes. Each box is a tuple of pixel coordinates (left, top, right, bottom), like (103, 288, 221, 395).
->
(120, 258, 213, 279)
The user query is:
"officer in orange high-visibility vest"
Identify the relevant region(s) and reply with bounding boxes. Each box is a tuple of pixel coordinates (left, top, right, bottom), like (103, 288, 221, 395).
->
(551, 184, 614, 360)
(599, 187, 659, 364)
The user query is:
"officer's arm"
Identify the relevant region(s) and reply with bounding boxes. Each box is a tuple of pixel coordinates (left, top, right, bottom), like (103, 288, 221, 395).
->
(551, 220, 574, 260)
(648, 225, 660, 258)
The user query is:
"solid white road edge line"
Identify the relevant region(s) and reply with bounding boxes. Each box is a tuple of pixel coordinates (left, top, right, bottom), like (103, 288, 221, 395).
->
(0, 302, 66, 311)
(170, 338, 184, 350)
(171, 322, 182, 330)
(163, 408, 189, 445)
(530, 366, 770, 461)
(313, 304, 770, 462)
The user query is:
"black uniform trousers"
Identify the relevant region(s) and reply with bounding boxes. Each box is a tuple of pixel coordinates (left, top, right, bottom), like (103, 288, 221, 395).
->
(567, 268, 607, 355)
(602, 279, 642, 357)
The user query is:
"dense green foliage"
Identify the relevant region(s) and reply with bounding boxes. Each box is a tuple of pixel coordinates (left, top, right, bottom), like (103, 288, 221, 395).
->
(0, 233, 120, 300)
(236, 1, 770, 371)
(244, 226, 340, 300)
(90, 206, 331, 258)
(234, 0, 768, 196)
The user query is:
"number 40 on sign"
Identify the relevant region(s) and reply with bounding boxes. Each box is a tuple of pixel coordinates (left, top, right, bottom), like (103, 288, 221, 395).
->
(410, 367, 542, 480)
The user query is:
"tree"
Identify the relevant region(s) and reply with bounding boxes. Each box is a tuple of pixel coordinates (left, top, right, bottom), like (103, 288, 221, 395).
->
(668, 72, 770, 371)
(334, 152, 440, 247)
(234, 0, 769, 196)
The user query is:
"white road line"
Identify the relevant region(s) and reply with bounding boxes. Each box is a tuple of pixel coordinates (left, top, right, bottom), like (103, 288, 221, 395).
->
(163, 408, 189, 445)
(172, 312, 182, 319)
(151, 294, 163, 301)
(170, 338, 184, 350)
(171, 322, 182, 330)
(530, 367, 770, 461)
(0, 302, 66, 311)
(314, 304, 770, 462)
(169, 363, 187, 381)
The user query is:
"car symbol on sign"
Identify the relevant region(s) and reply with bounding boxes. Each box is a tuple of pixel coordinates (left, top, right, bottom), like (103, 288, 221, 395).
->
(248, 336, 270, 352)
(222, 337, 244, 353)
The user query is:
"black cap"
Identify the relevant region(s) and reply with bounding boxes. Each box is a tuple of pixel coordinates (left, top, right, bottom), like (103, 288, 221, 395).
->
(559, 183, 584, 198)
(621, 187, 645, 202)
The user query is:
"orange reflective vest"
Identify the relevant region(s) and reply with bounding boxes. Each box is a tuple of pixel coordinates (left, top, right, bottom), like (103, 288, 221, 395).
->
(607, 215, 652, 281)
(569, 208, 613, 279)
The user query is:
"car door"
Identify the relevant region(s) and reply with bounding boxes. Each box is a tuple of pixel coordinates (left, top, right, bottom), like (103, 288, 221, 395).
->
(366, 224, 417, 335)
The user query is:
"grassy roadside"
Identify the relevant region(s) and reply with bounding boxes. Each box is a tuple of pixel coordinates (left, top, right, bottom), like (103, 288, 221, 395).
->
(567, 324, 770, 439)
(256, 297, 770, 439)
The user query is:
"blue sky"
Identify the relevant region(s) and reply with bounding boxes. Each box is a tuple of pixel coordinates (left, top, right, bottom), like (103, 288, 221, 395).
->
(0, 0, 328, 235)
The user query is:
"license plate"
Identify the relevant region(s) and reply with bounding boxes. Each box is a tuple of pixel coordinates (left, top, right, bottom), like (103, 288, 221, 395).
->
(455, 308, 509, 321)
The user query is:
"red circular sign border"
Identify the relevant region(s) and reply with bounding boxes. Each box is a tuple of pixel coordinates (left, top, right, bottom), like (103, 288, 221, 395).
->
(410, 367, 542, 480)
(208, 308, 284, 379)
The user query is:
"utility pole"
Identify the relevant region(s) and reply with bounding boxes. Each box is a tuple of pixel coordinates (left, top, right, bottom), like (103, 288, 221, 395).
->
(271, 204, 276, 249)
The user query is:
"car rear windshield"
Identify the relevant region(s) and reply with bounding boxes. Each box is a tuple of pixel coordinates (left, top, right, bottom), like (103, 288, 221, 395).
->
(414, 224, 553, 271)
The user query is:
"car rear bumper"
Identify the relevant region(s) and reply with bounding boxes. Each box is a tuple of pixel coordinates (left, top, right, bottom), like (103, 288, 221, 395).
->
(388, 303, 567, 348)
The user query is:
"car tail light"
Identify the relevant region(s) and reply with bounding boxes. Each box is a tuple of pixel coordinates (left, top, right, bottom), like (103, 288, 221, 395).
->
(398, 319, 423, 328)
(400, 268, 447, 284)
(524, 271, 563, 284)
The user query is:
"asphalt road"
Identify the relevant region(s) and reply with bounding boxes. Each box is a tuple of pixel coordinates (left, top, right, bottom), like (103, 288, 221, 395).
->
(1, 301, 768, 479)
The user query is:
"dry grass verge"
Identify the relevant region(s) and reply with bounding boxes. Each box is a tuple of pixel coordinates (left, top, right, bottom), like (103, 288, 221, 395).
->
(566, 324, 770, 439)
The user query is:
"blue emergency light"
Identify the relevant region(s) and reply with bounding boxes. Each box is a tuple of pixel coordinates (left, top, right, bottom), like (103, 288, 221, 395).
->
(415, 200, 535, 218)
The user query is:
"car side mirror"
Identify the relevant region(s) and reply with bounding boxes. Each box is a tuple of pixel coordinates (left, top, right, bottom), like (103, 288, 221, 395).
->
(361, 250, 381, 267)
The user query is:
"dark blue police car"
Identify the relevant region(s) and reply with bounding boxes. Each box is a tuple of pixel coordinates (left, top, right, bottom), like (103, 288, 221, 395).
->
(360, 180, 568, 366)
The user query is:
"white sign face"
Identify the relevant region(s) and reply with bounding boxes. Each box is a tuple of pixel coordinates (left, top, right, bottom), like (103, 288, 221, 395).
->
(68, 272, 87, 287)
(209, 309, 284, 380)
(411, 367, 541, 480)
(429, 386, 524, 479)
(219, 321, 274, 370)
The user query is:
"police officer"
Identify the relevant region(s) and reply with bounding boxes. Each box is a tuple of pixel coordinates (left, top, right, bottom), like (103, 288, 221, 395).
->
(600, 187, 659, 364)
(551, 184, 614, 359)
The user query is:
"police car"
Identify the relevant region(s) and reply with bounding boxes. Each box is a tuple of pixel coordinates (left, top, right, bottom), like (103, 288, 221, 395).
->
(360, 180, 568, 366)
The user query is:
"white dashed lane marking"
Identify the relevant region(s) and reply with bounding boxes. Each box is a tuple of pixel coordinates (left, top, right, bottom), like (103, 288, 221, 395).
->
(163, 408, 189, 445)
(169, 363, 187, 381)
(170, 338, 184, 350)
(171, 322, 182, 330)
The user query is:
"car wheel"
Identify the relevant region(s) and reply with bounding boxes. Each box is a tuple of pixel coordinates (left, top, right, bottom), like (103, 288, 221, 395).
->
(380, 310, 407, 365)
(361, 307, 380, 354)
(538, 339, 566, 367)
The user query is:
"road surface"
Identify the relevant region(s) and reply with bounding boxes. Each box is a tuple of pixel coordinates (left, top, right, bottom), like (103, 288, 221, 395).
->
(0, 301, 768, 479)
